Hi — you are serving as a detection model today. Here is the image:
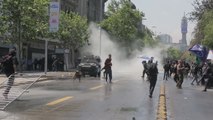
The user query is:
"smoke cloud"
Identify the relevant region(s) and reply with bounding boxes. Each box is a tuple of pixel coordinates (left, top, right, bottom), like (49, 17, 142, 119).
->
(81, 23, 164, 79)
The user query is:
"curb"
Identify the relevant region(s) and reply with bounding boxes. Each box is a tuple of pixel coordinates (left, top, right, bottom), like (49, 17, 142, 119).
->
(157, 84, 167, 120)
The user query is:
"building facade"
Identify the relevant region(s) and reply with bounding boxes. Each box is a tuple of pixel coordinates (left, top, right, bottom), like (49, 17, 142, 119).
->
(0, 0, 108, 71)
(157, 34, 173, 44)
(61, 0, 108, 22)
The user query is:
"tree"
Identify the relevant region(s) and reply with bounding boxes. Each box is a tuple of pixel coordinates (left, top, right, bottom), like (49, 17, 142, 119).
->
(101, 0, 148, 55)
(202, 11, 213, 49)
(0, 0, 49, 71)
(0, 0, 49, 43)
(189, 0, 213, 48)
(166, 47, 182, 60)
(57, 11, 89, 66)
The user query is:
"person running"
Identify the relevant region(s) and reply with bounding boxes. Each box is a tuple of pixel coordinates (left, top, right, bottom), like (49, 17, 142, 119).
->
(0, 47, 18, 99)
(176, 60, 185, 89)
(104, 54, 112, 83)
(163, 61, 170, 80)
(142, 61, 148, 78)
(202, 62, 213, 92)
(191, 63, 199, 85)
(147, 60, 158, 98)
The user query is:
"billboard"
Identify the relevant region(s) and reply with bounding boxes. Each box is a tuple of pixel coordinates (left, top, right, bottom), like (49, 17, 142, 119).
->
(49, 2, 60, 32)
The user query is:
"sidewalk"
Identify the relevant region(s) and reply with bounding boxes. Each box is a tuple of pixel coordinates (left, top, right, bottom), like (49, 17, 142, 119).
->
(0, 71, 76, 86)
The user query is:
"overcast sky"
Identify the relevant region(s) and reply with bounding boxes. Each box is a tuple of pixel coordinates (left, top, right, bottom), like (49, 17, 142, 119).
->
(105, 0, 196, 44)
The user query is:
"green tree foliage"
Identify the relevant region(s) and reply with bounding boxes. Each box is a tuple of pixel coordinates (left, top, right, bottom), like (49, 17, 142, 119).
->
(0, 0, 89, 49)
(101, 0, 154, 54)
(202, 11, 213, 49)
(57, 11, 89, 49)
(166, 47, 182, 60)
(0, 0, 49, 43)
(190, 0, 213, 49)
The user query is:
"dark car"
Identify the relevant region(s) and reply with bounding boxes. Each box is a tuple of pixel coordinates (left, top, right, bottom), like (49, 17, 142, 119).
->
(78, 55, 101, 77)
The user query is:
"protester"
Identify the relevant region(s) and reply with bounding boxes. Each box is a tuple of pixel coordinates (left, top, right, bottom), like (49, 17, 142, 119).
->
(163, 61, 170, 80)
(104, 54, 112, 83)
(147, 60, 158, 98)
(202, 62, 213, 92)
(0, 47, 18, 99)
(142, 61, 148, 78)
(176, 60, 185, 89)
(191, 63, 199, 85)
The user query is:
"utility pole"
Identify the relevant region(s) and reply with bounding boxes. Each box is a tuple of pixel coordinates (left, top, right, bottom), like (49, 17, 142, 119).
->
(18, 0, 22, 73)
(99, 0, 103, 80)
(99, 0, 103, 57)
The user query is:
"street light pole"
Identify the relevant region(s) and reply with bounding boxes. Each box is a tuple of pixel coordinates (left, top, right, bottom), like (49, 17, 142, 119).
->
(100, 0, 103, 57)
(99, 0, 103, 79)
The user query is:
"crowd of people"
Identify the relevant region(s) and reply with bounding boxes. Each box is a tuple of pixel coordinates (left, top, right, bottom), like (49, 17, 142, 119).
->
(161, 59, 213, 91)
(142, 58, 213, 98)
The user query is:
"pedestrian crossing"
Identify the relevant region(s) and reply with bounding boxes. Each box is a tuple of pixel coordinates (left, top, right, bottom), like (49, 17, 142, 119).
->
(0, 75, 43, 110)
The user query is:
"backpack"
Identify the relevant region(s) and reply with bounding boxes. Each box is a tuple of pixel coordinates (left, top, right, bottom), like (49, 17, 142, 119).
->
(147, 63, 158, 75)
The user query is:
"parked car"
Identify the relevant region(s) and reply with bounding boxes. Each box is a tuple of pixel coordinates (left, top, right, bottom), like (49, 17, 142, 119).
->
(78, 55, 101, 77)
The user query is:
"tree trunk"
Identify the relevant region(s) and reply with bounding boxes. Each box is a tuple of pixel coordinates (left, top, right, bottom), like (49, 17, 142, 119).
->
(71, 47, 75, 68)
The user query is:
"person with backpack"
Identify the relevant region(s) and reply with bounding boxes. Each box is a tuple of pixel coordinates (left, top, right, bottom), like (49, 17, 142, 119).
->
(147, 60, 158, 98)
(0, 47, 18, 99)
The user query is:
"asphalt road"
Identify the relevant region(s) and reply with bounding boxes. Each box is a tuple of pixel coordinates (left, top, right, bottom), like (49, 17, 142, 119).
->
(0, 72, 213, 120)
(166, 77, 213, 120)
(0, 72, 162, 120)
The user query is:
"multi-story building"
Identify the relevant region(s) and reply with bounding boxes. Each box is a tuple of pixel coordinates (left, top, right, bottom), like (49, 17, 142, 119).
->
(61, 0, 108, 22)
(157, 34, 173, 44)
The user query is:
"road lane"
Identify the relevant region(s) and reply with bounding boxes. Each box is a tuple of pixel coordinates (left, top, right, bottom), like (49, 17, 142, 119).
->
(166, 77, 213, 120)
(0, 73, 163, 120)
(46, 96, 73, 106)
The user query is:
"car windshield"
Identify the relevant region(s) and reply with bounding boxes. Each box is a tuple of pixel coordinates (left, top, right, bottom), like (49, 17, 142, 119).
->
(81, 57, 97, 63)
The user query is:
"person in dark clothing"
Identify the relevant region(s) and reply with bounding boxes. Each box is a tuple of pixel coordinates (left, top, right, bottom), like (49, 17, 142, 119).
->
(198, 63, 209, 85)
(184, 62, 191, 78)
(104, 54, 112, 83)
(142, 61, 148, 78)
(0, 48, 18, 99)
(191, 63, 199, 85)
(146, 60, 153, 81)
(147, 60, 158, 98)
(34, 58, 38, 70)
(163, 61, 170, 80)
(202, 62, 213, 92)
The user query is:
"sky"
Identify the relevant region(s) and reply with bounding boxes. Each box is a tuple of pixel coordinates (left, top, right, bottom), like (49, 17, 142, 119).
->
(105, 0, 197, 44)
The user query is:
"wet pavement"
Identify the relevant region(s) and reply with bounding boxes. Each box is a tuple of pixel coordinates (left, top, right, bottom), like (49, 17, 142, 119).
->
(0, 71, 162, 120)
(0, 72, 213, 120)
(166, 77, 213, 120)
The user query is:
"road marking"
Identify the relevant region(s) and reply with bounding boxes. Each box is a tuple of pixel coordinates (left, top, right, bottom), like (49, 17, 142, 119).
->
(90, 85, 104, 90)
(46, 96, 73, 106)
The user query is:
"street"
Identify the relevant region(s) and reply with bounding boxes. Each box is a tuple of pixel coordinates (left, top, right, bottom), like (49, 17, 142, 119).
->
(0, 71, 212, 120)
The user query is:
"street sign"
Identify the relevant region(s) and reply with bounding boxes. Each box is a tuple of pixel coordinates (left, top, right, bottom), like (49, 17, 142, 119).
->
(49, 2, 60, 32)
